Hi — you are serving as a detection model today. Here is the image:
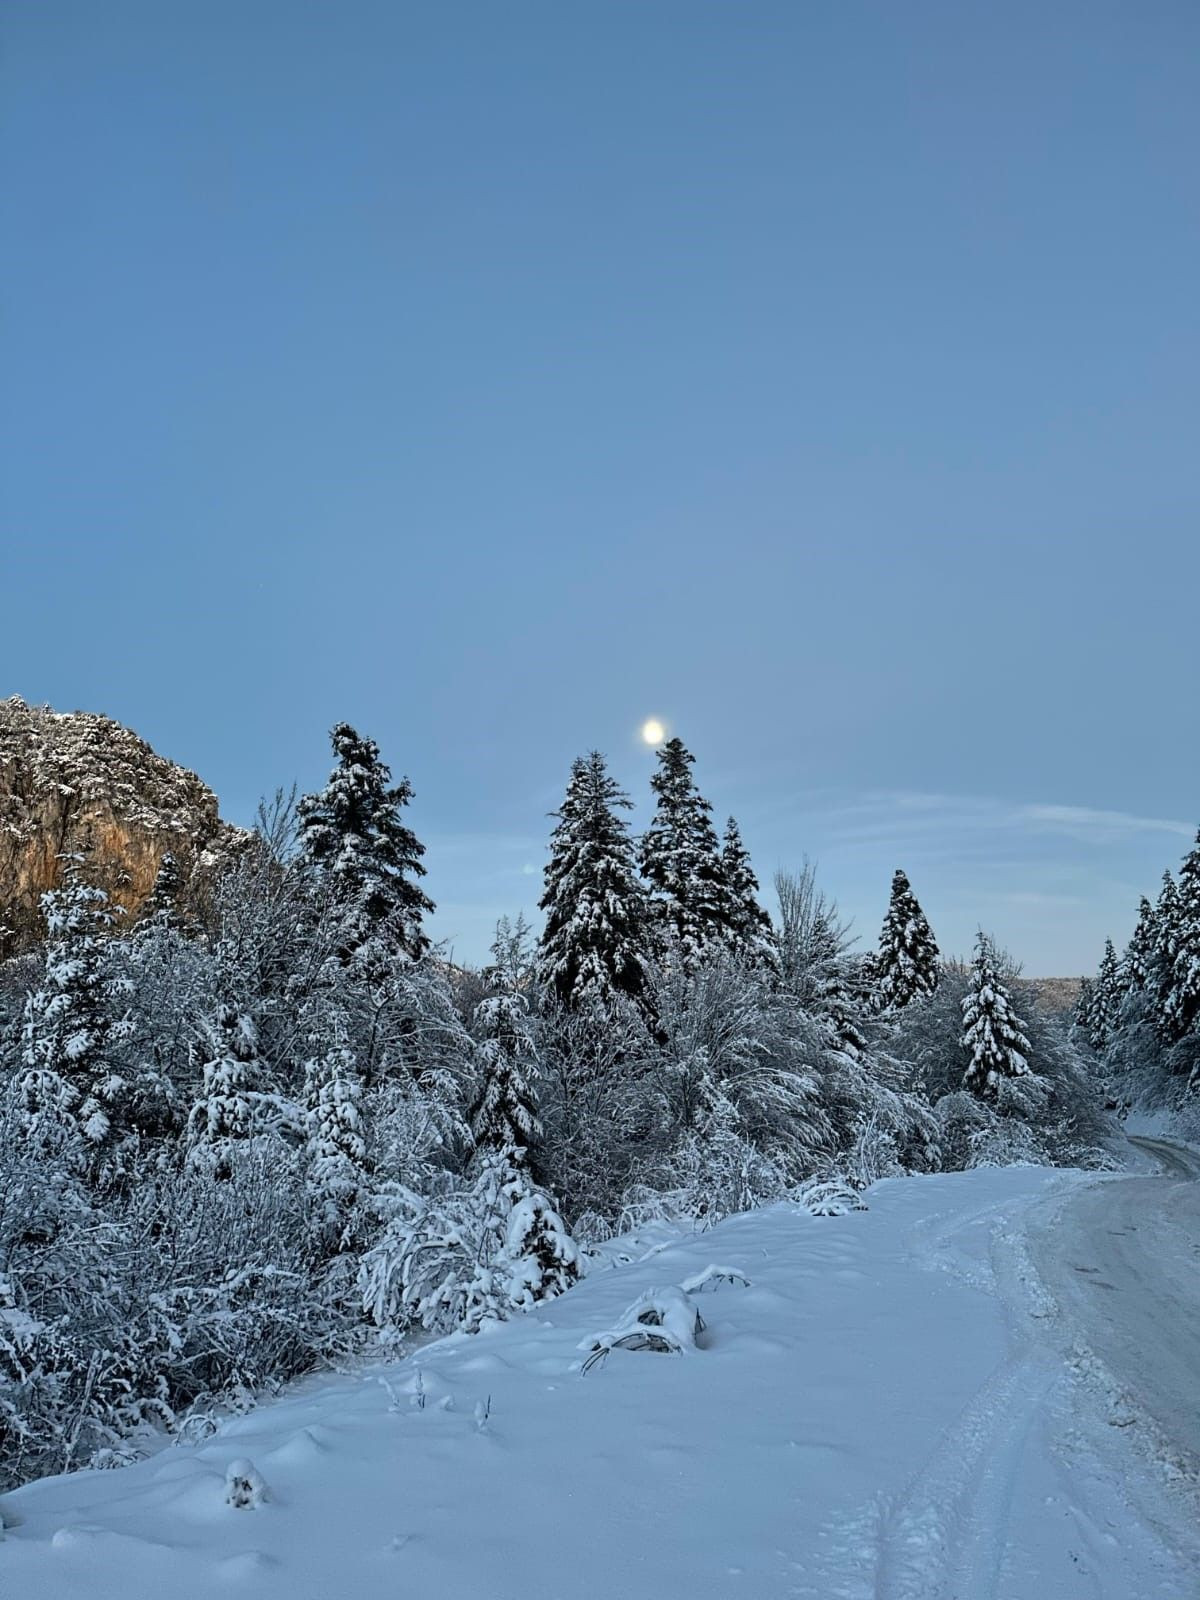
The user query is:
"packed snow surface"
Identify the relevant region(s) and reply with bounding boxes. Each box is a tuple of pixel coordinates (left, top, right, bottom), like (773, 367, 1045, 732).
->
(4, 1158, 1198, 1599)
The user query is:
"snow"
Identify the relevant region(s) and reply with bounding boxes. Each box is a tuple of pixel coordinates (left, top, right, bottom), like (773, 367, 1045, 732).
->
(3, 1163, 1198, 1599)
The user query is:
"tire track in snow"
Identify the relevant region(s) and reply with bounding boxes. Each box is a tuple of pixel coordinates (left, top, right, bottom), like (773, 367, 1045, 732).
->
(870, 1195, 1062, 1600)
(872, 1349, 1058, 1600)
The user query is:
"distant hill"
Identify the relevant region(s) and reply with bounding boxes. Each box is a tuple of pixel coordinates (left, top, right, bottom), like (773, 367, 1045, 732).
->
(1014, 976, 1083, 1017)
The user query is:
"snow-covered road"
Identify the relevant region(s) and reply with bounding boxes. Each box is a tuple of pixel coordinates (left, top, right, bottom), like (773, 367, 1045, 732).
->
(2, 1159, 1197, 1599)
(1028, 1136, 1200, 1474)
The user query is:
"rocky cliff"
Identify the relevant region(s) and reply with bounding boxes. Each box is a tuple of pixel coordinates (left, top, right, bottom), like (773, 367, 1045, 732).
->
(0, 696, 246, 956)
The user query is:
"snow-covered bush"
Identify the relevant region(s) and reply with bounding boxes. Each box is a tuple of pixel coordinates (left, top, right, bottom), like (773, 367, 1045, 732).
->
(581, 1286, 706, 1372)
(792, 1176, 869, 1216)
(504, 1190, 580, 1310)
(360, 1156, 581, 1341)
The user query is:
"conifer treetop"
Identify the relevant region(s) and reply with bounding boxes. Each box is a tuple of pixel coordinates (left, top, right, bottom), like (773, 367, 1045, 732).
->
(537, 751, 650, 1010)
(298, 722, 434, 964)
(640, 737, 735, 962)
(875, 868, 940, 1011)
(720, 817, 777, 965)
(961, 931, 1032, 1100)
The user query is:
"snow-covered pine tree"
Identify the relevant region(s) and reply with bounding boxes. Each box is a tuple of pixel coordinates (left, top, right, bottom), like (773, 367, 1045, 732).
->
(307, 1043, 368, 1250)
(1120, 897, 1156, 995)
(1149, 869, 1181, 1038)
(297, 723, 434, 967)
(639, 738, 733, 964)
(187, 1003, 261, 1179)
(469, 992, 541, 1166)
(809, 909, 868, 1058)
(536, 752, 650, 1010)
(142, 851, 182, 930)
(874, 869, 940, 1011)
(719, 817, 777, 965)
(1089, 939, 1123, 1053)
(1072, 977, 1096, 1038)
(1161, 829, 1200, 1046)
(503, 1188, 580, 1311)
(961, 932, 1032, 1100)
(18, 876, 126, 1161)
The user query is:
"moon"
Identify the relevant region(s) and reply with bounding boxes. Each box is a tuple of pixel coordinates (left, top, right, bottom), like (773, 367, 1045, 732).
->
(641, 718, 666, 746)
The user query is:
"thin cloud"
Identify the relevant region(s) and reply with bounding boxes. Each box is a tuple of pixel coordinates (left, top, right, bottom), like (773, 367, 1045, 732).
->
(1016, 803, 1194, 842)
(754, 788, 1194, 858)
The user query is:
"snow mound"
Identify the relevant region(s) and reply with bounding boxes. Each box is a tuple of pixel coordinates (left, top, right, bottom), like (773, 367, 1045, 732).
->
(581, 1285, 708, 1371)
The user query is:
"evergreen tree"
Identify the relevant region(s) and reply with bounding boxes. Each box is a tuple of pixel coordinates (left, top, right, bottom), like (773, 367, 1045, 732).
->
(537, 753, 650, 1010)
(810, 909, 868, 1058)
(19, 877, 125, 1159)
(1072, 977, 1096, 1038)
(1120, 897, 1156, 994)
(187, 1003, 261, 1179)
(961, 932, 1032, 1100)
(307, 1043, 368, 1249)
(640, 738, 732, 963)
(1089, 938, 1123, 1052)
(297, 723, 434, 967)
(503, 1187, 580, 1310)
(469, 992, 541, 1164)
(1150, 869, 1183, 1040)
(720, 817, 776, 965)
(874, 869, 940, 1011)
(1161, 830, 1200, 1045)
(142, 851, 183, 929)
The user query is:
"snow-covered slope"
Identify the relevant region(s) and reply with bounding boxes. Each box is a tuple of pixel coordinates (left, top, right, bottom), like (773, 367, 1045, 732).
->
(3, 1165, 1197, 1600)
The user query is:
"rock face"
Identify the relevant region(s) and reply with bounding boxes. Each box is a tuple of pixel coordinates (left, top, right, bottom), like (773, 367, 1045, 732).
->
(0, 696, 246, 957)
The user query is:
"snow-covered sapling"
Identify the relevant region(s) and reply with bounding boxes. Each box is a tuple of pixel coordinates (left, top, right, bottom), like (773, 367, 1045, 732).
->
(792, 1176, 869, 1217)
(679, 1264, 752, 1294)
(581, 1286, 706, 1373)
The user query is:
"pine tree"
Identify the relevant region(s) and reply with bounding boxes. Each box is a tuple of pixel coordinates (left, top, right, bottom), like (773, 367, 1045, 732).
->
(298, 723, 434, 967)
(1162, 830, 1200, 1045)
(537, 752, 650, 1010)
(639, 738, 732, 964)
(1150, 870, 1183, 1040)
(1072, 977, 1096, 1038)
(810, 909, 867, 1058)
(1120, 896, 1156, 994)
(1089, 938, 1123, 1052)
(469, 992, 541, 1164)
(503, 1187, 580, 1310)
(719, 817, 776, 965)
(143, 851, 183, 928)
(19, 877, 125, 1158)
(961, 932, 1032, 1100)
(307, 1043, 368, 1249)
(874, 869, 940, 1011)
(187, 1003, 261, 1179)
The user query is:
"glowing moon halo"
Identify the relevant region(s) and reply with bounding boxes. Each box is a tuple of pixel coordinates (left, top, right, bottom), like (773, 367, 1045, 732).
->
(641, 718, 666, 746)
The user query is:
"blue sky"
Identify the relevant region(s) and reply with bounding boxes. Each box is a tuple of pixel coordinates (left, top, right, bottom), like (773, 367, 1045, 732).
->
(2, 2, 1197, 974)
